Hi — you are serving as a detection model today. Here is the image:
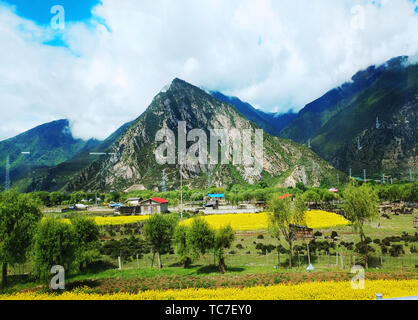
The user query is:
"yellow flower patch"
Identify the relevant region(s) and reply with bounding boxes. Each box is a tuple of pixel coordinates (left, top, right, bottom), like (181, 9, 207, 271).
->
(180, 211, 350, 231)
(1, 280, 416, 300)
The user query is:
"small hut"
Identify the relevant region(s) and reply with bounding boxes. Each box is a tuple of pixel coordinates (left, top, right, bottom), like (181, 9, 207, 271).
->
(290, 224, 314, 240)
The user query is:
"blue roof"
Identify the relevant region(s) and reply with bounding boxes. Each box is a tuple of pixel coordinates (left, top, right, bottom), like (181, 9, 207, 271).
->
(208, 194, 224, 198)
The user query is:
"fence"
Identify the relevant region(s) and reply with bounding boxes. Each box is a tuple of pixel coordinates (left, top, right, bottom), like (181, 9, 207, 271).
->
(7, 251, 417, 276)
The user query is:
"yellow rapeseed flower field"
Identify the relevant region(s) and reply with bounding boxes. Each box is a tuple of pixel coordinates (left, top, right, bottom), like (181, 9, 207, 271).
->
(1, 280, 416, 300)
(180, 211, 350, 231)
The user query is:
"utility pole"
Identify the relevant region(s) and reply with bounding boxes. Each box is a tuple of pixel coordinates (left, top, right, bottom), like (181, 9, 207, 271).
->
(207, 169, 211, 189)
(382, 174, 385, 184)
(363, 169, 367, 183)
(5, 155, 10, 191)
(349, 168, 352, 179)
(161, 169, 166, 192)
(180, 165, 183, 219)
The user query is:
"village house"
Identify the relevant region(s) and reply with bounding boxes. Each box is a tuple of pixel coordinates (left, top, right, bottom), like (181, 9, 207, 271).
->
(126, 197, 143, 206)
(139, 197, 169, 214)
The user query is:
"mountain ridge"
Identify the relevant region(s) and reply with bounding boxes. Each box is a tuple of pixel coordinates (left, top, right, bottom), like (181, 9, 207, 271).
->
(60, 78, 344, 192)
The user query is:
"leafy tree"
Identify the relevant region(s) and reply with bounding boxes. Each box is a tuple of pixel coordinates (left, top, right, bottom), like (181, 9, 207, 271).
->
(296, 182, 307, 192)
(268, 195, 306, 268)
(303, 190, 321, 204)
(143, 214, 177, 269)
(33, 191, 51, 206)
(70, 191, 87, 204)
(100, 236, 149, 262)
(0, 191, 42, 288)
(71, 216, 100, 272)
(49, 192, 65, 206)
(174, 225, 192, 268)
(214, 225, 235, 273)
(187, 218, 215, 260)
(33, 218, 77, 280)
(342, 185, 379, 268)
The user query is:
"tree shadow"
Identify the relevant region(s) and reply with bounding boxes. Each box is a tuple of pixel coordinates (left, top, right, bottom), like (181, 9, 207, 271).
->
(196, 265, 245, 274)
(81, 260, 118, 274)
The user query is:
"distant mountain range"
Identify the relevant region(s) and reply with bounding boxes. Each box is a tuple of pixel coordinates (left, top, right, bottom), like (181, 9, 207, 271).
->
(210, 91, 297, 137)
(2, 55, 416, 192)
(279, 56, 417, 180)
(0, 119, 100, 191)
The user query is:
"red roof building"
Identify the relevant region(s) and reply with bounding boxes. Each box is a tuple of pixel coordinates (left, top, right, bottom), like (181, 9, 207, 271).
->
(138, 198, 169, 214)
(151, 197, 169, 204)
(278, 194, 293, 200)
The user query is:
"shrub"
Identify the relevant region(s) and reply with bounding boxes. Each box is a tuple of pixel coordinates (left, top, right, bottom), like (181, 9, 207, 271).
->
(389, 244, 405, 257)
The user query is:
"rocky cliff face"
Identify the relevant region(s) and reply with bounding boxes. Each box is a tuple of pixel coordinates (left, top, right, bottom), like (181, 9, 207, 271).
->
(64, 79, 342, 191)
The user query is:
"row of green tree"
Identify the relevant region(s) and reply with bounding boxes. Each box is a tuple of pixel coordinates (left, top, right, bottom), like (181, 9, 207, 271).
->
(0, 191, 101, 288)
(144, 215, 235, 273)
(23, 181, 417, 208)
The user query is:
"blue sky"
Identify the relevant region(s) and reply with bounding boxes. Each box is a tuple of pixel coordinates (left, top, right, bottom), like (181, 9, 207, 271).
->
(2, 0, 100, 24)
(2, 0, 104, 46)
(0, 0, 418, 141)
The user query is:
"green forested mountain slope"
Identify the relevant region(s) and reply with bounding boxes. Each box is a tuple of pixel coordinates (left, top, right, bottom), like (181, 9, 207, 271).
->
(280, 57, 417, 180)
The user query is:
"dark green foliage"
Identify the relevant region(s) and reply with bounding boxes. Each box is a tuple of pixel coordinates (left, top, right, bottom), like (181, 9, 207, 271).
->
(100, 236, 149, 262)
(0, 191, 42, 287)
(296, 182, 307, 192)
(389, 244, 405, 257)
(33, 218, 77, 279)
(355, 242, 375, 255)
(71, 216, 101, 271)
(214, 225, 235, 273)
(174, 225, 192, 267)
(187, 218, 215, 259)
(143, 214, 177, 269)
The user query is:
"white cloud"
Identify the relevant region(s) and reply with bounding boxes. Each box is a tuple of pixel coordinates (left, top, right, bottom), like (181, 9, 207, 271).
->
(0, 0, 418, 140)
